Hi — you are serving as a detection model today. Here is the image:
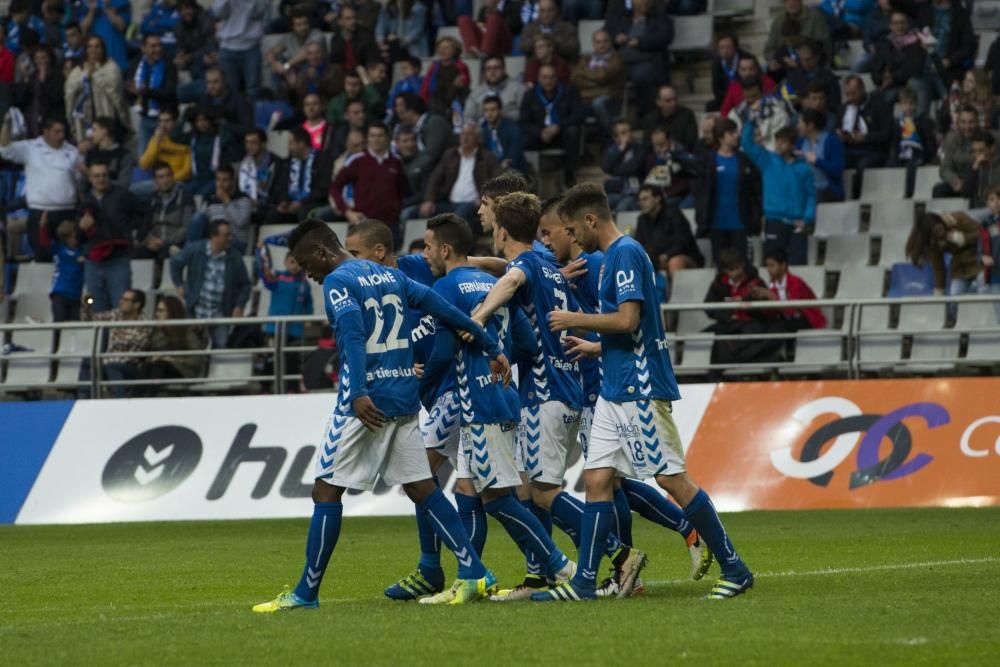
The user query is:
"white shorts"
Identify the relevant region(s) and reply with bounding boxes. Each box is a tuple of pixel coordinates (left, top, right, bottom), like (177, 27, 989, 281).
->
(586, 397, 686, 479)
(517, 401, 581, 485)
(577, 405, 595, 460)
(460, 421, 522, 493)
(315, 413, 431, 491)
(421, 391, 461, 463)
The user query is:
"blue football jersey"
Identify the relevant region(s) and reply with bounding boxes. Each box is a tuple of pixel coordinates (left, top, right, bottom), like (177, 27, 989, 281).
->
(532, 239, 556, 263)
(571, 250, 604, 408)
(433, 266, 518, 425)
(508, 251, 583, 410)
(598, 236, 681, 403)
(397, 254, 435, 287)
(396, 254, 454, 408)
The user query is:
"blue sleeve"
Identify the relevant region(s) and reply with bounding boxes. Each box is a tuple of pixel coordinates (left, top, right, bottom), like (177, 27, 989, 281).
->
(303, 281, 314, 315)
(814, 133, 844, 181)
(740, 120, 769, 170)
(510, 308, 538, 361)
(801, 164, 817, 224)
(613, 246, 646, 305)
(333, 310, 369, 401)
(402, 275, 503, 358)
(421, 327, 457, 391)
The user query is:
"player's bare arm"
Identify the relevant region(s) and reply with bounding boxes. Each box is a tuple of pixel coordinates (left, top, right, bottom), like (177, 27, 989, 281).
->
(549, 301, 640, 335)
(471, 267, 525, 327)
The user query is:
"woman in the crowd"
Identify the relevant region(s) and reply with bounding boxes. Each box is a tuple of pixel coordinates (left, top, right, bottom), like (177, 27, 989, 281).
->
(140, 295, 208, 395)
(64, 35, 131, 144)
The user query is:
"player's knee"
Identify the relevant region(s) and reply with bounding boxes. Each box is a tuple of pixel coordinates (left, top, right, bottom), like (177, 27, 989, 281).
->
(402, 478, 436, 503)
(655, 473, 698, 504)
(529, 483, 559, 509)
(454, 478, 478, 496)
(583, 468, 615, 500)
(311, 480, 344, 503)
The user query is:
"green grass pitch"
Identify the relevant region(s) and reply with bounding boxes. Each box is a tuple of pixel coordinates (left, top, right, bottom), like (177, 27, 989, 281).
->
(2, 507, 999, 666)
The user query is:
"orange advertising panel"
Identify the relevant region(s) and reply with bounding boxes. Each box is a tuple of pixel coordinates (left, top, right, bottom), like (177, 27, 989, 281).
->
(686, 378, 1000, 511)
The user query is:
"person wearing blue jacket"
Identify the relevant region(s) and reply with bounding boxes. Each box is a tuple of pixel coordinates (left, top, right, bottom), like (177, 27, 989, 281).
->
(796, 108, 844, 202)
(140, 0, 181, 52)
(257, 235, 313, 343)
(819, 0, 874, 43)
(741, 118, 816, 265)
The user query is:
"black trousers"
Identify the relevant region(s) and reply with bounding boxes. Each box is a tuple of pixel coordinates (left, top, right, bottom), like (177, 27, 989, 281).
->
(763, 219, 809, 265)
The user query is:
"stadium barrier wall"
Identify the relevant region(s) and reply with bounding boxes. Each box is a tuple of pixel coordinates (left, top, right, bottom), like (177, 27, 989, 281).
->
(2, 379, 998, 525)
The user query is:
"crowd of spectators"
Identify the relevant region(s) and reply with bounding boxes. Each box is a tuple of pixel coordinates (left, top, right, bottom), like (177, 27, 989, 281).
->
(2, 0, 1000, 390)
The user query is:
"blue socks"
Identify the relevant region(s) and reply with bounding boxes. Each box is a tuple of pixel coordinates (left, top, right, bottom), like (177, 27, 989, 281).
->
(419, 489, 487, 580)
(520, 498, 544, 576)
(294, 501, 342, 602)
(455, 493, 488, 557)
(552, 491, 621, 556)
(570, 501, 615, 592)
(485, 494, 568, 575)
(622, 478, 691, 537)
(612, 486, 634, 547)
(683, 489, 747, 579)
(415, 502, 441, 575)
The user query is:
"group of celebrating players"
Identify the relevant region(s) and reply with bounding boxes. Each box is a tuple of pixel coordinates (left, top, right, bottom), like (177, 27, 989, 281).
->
(253, 174, 755, 611)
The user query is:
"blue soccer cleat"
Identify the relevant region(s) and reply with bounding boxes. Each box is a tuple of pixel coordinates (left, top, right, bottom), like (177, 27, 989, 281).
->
(252, 586, 319, 613)
(530, 581, 597, 602)
(706, 572, 754, 600)
(384, 568, 445, 601)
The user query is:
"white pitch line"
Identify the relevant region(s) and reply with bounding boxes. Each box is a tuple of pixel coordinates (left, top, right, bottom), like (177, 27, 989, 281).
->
(646, 556, 1000, 586)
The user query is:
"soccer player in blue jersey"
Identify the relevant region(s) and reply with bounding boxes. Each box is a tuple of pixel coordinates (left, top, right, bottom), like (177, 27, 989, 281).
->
(473, 193, 646, 599)
(408, 213, 577, 603)
(538, 183, 754, 602)
(538, 200, 713, 592)
(252, 220, 511, 611)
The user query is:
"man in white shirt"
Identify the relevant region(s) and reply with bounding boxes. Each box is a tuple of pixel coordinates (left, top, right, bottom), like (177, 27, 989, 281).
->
(414, 123, 502, 235)
(0, 116, 81, 261)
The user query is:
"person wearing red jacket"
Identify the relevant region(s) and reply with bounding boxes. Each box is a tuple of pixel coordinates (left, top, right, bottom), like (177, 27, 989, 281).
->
(762, 248, 827, 329)
(720, 54, 776, 117)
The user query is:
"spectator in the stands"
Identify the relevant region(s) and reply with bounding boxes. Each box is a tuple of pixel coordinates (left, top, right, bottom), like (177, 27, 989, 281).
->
(49, 219, 84, 322)
(170, 219, 250, 348)
(720, 53, 776, 117)
(77, 117, 133, 190)
(213, 0, 269, 97)
(764, 0, 831, 74)
(520, 63, 583, 188)
(906, 211, 986, 301)
(602, 120, 647, 213)
(520, 0, 579, 63)
(365, 60, 391, 112)
(6, 0, 45, 56)
(0, 115, 80, 262)
(16, 44, 64, 138)
(197, 67, 254, 141)
(393, 92, 453, 187)
(173, 0, 216, 89)
(138, 107, 192, 189)
(265, 7, 324, 86)
(238, 128, 276, 214)
(889, 87, 936, 198)
(331, 98, 368, 156)
(799, 80, 837, 131)
(270, 127, 333, 223)
(79, 288, 152, 398)
(916, 0, 975, 92)
(741, 121, 815, 266)
(79, 161, 146, 312)
(292, 93, 335, 154)
(761, 247, 827, 330)
(856, 0, 891, 73)
(695, 118, 762, 266)
(871, 10, 930, 113)
(257, 243, 313, 345)
(708, 34, 748, 112)
(329, 5, 380, 80)
(818, 0, 871, 43)
(606, 0, 672, 116)
(728, 77, 792, 152)
(136, 162, 193, 262)
(76, 0, 130, 71)
(64, 35, 130, 144)
(61, 22, 85, 66)
(330, 122, 408, 248)
(457, 0, 519, 58)
(465, 55, 525, 124)
(420, 36, 470, 121)
(480, 96, 527, 172)
(525, 33, 570, 86)
(180, 108, 235, 198)
(376, 0, 429, 61)
(386, 56, 422, 122)
(838, 74, 892, 197)
(962, 130, 1000, 209)
(796, 108, 843, 203)
(939, 69, 994, 136)
(127, 34, 178, 155)
(416, 122, 501, 234)
(139, 294, 209, 394)
(935, 104, 979, 198)
(642, 85, 698, 152)
(330, 127, 367, 213)
(634, 184, 703, 275)
(187, 165, 252, 251)
(395, 127, 425, 209)
(140, 0, 181, 48)
(281, 40, 340, 105)
(781, 38, 840, 113)
(327, 71, 382, 124)
(983, 188, 1000, 316)
(643, 126, 695, 203)
(571, 29, 625, 137)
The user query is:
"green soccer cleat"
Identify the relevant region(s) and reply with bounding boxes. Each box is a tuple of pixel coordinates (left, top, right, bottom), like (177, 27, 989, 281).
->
(706, 573, 754, 600)
(418, 570, 498, 605)
(490, 574, 549, 602)
(252, 586, 319, 613)
(384, 568, 445, 601)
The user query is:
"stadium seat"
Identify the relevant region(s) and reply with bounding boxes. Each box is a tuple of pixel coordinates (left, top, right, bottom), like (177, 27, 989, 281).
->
(888, 262, 934, 297)
(696, 238, 713, 267)
(466, 56, 482, 88)
(681, 208, 696, 234)
(922, 198, 970, 214)
(53, 327, 95, 389)
(11, 263, 53, 322)
(778, 328, 846, 376)
(912, 165, 940, 200)
(793, 266, 827, 299)
(243, 256, 258, 286)
(194, 353, 257, 392)
(437, 26, 461, 43)
(506, 55, 527, 82)
(132, 259, 156, 292)
(267, 130, 290, 159)
(255, 286, 272, 317)
(834, 265, 887, 299)
(837, 40, 865, 70)
(615, 211, 639, 235)
(671, 15, 714, 54)
(711, 0, 755, 19)
(675, 336, 714, 374)
(670, 268, 715, 304)
(403, 218, 428, 253)
(843, 168, 856, 200)
(898, 303, 957, 371)
(857, 304, 901, 369)
(859, 168, 906, 201)
(3, 328, 53, 387)
(877, 230, 911, 266)
(823, 233, 872, 269)
(159, 265, 179, 294)
(869, 199, 915, 235)
(815, 201, 861, 238)
(959, 302, 1000, 363)
(577, 20, 604, 55)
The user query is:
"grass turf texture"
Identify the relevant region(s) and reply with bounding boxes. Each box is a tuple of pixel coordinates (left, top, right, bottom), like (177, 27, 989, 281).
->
(2, 507, 999, 666)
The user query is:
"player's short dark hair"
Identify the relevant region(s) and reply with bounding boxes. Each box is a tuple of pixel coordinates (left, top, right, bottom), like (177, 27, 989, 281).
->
(765, 248, 789, 264)
(289, 126, 312, 147)
(143, 32, 162, 44)
(800, 109, 826, 131)
(396, 92, 426, 115)
(215, 164, 235, 178)
(405, 55, 422, 71)
(42, 116, 66, 132)
(127, 288, 146, 309)
(92, 116, 115, 134)
(346, 219, 394, 250)
(558, 182, 612, 223)
(775, 126, 798, 144)
(958, 104, 979, 118)
(482, 95, 503, 109)
(290, 6, 312, 20)
(717, 33, 739, 47)
(482, 172, 529, 200)
(741, 76, 762, 92)
(427, 213, 474, 256)
(288, 219, 342, 253)
(367, 120, 388, 134)
(494, 193, 541, 244)
(719, 247, 744, 270)
(713, 118, 738, 142)
(152, 161, 173, 175)
(972, 129, 995, 147)
(804, 79, 828, 97)
(541, 195, 564, 216)
(208, 219, 230, 238)
(344, 98, 365, 111)
(246, 128, 268, 143)
(638, 184, 663, 200)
